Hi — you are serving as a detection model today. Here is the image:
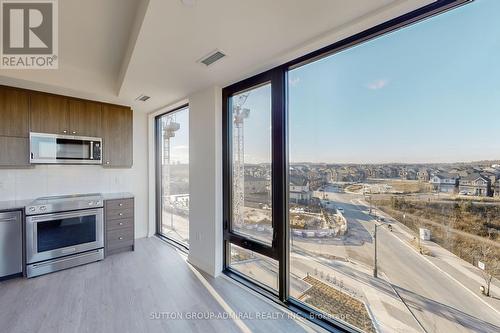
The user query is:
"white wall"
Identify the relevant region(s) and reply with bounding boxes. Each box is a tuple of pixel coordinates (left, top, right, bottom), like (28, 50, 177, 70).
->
(0, 111, 149, 239)
(187, 86, 223, 277)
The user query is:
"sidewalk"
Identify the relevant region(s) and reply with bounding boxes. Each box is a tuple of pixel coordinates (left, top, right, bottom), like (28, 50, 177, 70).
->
(366, 201, 500, 315)
(291, 252, 422, 333)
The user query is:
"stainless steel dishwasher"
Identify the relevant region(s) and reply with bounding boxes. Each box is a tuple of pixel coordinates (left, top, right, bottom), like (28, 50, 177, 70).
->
(0, 211, 22, 278)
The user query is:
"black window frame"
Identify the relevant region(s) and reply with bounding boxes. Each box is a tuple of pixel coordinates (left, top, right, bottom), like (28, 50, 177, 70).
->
(155, 104, 190, 252)
(222, 1, 471, 331)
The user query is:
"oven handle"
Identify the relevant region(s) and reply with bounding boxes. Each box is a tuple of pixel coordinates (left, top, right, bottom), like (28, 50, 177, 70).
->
(30, 249, 102, 268)
(26, 208, 103, 223)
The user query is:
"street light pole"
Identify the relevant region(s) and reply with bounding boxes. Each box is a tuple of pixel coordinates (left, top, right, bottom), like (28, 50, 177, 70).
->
(369, 189, 373, 215)
(373, 223, 378, 278)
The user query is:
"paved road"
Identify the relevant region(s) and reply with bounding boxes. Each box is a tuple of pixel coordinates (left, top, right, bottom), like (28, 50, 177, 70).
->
(325, 192, 500, 333)
(228, 194, 500, 332)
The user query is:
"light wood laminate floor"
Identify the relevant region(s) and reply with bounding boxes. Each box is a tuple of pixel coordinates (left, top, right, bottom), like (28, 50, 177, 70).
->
(0, 237, 323, 333)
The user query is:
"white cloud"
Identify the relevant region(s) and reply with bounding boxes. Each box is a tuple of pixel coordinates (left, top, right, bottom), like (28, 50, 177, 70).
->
(367, 79, 389, 90)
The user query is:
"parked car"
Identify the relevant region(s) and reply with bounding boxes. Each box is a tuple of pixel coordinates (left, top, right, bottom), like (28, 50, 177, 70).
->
(337, 207, 344, 213)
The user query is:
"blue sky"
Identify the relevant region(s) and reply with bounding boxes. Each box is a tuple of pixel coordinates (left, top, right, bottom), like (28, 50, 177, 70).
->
(243, 0, 500, 164)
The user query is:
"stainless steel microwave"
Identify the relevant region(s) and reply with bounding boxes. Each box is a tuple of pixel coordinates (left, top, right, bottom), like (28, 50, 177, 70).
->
(30, 132, 102, 164)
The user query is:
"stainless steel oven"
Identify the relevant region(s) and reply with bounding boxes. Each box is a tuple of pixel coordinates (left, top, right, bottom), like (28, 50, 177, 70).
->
(29, 132, 102, 164)
(25, 194, 104, 278)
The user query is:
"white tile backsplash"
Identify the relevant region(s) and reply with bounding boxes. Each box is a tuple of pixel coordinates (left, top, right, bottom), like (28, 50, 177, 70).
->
(0, 165, 136, 200)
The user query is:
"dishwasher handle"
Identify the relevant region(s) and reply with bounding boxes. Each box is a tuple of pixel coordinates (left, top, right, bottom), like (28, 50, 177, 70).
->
(0, 211, 21, 222)
(0, 217, 18, 222)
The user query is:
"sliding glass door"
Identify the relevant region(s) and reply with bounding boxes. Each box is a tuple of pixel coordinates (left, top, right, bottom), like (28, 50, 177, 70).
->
(156, 106, 190, 248)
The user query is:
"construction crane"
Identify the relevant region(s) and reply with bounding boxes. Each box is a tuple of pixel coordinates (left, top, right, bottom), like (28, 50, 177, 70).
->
(233, 93, 250, 227)
(162, 115, 180, 229)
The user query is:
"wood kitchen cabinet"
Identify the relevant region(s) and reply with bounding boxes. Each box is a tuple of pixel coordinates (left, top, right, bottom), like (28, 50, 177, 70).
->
(101, 104, 133, 168)
(0, 85, 133, 169)
(30, 92, 69, 135)
(0, 86, 30, 167)
(0, 137, 29, 166)
(104, 197, 135, 256)
(68, 99, 102, 137)
(0, 86, 29, 138)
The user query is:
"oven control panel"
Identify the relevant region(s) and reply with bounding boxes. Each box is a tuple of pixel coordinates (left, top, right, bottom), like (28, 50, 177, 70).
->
(25, 195, 104, 216)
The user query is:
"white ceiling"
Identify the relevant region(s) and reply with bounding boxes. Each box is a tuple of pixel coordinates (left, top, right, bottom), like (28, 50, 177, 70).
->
(0, 0, 435, 112)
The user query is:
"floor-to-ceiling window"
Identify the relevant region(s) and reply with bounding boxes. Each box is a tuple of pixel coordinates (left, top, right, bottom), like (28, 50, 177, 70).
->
(224, 1, 500, 332)
(156, 106, 189, 248)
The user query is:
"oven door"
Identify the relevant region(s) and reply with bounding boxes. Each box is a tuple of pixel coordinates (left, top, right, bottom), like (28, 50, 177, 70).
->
(26, 208, 104, 264)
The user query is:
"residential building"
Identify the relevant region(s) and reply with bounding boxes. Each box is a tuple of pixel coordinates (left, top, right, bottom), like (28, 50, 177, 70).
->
(417, 168, 431, 182)
(430, 173, 459, 193)
(459, 173, 492, 197)
(290, 176, 312, 204)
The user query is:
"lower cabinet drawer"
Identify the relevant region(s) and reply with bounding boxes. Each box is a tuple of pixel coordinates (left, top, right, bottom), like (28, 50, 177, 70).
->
(106, 218, 133, 231)
(105, 198, 134, 210)
(106, 208, 133, 221)
(107, 227, 134, 250)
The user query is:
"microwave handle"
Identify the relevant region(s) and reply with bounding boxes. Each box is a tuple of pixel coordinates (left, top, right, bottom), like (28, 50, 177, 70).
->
(90, 141, 94, 160)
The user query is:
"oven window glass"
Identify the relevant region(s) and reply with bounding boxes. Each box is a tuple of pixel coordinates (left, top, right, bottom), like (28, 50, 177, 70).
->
(37, 215, 97, 252)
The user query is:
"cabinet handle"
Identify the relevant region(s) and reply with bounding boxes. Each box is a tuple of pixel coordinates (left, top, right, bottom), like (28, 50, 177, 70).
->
(119, 213, 123, 216)
(119, 237, 123, 240)
(63, 130, 67, 134)
(106, 161, 110, 165)
(72, 131, 77, 134)
(119, 203, 123, 207)
(119, 222, 124, 226)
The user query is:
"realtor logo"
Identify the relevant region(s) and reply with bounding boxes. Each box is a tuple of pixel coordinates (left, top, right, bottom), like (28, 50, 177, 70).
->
(1, 0, 58, 68)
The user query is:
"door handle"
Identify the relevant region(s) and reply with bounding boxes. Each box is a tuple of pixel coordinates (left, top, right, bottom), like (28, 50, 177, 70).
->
(0, 217, 17, 222)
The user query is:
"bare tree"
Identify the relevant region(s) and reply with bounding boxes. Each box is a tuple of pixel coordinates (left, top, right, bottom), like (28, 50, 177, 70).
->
(475, 244, 500, 297)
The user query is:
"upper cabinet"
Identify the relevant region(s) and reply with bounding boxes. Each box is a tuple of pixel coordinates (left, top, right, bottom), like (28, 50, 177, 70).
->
(30, 93, 104, 138)
(0, 86, 30, 167)
(68, 99, 102, 137)
(0, 86, 133, 168)
(101, 105, 133, 168)
(0, 86, 29, 137)
(30, 92, 69, 135)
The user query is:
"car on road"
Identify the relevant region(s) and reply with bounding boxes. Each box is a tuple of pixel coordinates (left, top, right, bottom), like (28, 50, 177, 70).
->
(337, 207, 344, 213)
